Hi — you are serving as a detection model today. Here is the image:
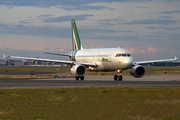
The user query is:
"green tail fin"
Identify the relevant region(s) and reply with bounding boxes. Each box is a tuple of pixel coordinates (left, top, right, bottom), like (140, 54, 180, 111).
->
(71, 20, 82, 51)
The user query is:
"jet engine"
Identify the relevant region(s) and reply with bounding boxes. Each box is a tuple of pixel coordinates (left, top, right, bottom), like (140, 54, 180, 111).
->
(70, 64, 86, 77)
(130, 65, 145, 78)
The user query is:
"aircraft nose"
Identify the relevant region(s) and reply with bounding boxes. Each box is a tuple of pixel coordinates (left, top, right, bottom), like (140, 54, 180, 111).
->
(123, 57, 133, 68)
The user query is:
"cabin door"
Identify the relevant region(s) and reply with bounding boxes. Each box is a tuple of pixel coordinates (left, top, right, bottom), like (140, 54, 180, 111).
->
(107, 50, 114, 70)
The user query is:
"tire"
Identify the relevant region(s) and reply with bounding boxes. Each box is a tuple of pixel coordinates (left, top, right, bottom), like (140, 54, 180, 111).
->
(76, 77, 79, 80)
(119, 75, 123, 81)
(80, 76, 84, 80)
(114, 75, 117, 81)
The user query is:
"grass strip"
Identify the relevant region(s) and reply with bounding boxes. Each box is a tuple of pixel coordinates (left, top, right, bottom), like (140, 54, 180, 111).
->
(0, 86, 180, 120)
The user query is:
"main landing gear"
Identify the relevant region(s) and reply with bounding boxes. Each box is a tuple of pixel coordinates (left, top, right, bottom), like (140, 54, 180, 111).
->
(75, 76, 84, 81)
(114, 70, 123, 81)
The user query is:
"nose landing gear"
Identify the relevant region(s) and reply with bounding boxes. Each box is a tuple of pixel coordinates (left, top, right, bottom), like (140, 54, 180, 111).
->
(114, 70, 123, 81)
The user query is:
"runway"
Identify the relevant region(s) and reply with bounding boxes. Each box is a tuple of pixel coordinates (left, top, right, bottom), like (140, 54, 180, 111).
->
(0, 75, 180, 88)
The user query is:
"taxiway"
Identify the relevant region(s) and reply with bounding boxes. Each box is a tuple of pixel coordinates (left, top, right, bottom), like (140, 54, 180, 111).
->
(0, 75, 180, 88)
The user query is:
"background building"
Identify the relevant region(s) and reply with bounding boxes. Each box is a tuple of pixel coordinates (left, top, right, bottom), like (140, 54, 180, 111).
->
(5, 58, 23, 66)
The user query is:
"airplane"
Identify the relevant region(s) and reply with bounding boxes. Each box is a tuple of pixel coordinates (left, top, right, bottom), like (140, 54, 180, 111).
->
(4, 20, 177, 81)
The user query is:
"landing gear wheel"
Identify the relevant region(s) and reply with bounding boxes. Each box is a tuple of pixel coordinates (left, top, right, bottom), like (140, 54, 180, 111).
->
(75, 77, 79, 80)
(119, 75, 123, 81)
(80, 76, 84, 80)
(114, 75, 117, 81)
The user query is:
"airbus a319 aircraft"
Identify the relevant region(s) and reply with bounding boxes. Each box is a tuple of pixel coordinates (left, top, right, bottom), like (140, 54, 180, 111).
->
(4, 20, 177, 81)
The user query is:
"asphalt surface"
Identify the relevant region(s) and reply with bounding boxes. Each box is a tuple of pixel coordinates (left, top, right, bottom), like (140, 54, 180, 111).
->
(0, 72, 55, 75)
(0, 75, 180, 88)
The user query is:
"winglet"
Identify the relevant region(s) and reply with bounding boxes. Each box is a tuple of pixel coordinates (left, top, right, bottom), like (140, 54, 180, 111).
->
(3, 54, 5, 59)
(175, 56, 178, 60)
(3, 54, 11, 59)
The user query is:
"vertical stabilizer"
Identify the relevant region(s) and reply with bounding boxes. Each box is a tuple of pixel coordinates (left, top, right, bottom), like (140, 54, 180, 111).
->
(71, 20, 82, 51)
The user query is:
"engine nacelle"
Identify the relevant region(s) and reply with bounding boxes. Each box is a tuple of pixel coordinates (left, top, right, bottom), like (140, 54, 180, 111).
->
(70, 64, 86, 77)
(130, 65, 145, 78)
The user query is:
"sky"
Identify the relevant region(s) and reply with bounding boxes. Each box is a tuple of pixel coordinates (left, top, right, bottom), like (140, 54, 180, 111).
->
(0, 0, 180, 61)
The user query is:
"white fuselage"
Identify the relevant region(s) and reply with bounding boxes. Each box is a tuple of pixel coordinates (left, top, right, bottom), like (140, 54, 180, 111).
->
(72, 48, 133, 71)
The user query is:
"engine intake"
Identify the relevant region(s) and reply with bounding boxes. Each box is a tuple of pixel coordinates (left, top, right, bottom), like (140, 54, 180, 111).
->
(70, 64, 86, 77)
(130, 65, 145, 78)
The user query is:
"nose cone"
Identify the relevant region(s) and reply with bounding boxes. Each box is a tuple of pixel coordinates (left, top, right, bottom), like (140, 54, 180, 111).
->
(123, 57, 133, 69)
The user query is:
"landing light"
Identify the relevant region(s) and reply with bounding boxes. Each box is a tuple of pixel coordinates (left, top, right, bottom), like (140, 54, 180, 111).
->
(117, 70, 120, 73)
(89, 66, 94, 70)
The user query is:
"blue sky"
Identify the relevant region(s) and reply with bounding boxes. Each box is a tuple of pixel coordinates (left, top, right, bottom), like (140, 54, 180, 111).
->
(0, 0, 180, 61)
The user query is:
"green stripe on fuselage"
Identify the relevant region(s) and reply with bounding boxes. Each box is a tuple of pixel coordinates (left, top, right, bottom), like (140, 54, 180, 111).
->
(68, 50, 78, 61)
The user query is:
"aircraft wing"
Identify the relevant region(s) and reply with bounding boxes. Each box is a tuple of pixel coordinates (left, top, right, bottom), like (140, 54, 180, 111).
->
(133, 57, 177, 65)
(43, 52, 69, 56)
(4, 55, 97, 67)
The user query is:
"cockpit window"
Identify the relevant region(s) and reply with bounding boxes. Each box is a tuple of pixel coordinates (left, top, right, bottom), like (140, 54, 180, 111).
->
(127, 54, 131, 57)
(122, 54, 126, 57)
(115, 54, 121, 57)
(115, 53, 131, 57)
